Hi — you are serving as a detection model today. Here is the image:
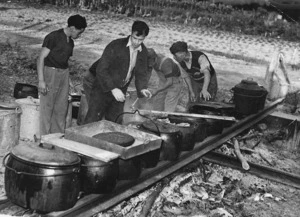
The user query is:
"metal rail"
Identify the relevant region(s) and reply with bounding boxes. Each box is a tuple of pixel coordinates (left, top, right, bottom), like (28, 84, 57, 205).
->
(203, 151, 300, 189)
(43, 99, 283, 217)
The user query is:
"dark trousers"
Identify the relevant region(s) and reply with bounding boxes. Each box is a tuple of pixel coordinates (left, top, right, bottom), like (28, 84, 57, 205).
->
(84, 88, 125, 124)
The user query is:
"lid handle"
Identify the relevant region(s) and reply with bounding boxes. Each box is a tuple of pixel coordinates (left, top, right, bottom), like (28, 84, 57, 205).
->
(39, 143, 55, 150)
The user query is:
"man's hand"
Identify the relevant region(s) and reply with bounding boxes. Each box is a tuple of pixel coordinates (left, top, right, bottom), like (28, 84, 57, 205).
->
(200, 89, 211, 101)
(190, 90, 196, 102)
(111, 88, 125, 102)
(141, 89, 152, 98)
(39, 80, 48, 95)
(150, 89, 157, 98)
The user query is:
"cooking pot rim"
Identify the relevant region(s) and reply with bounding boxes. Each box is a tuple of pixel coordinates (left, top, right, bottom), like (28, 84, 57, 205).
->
(11, 141, 81, 166)
(9, 153, 81, 167)
(3, 154, 80, 177)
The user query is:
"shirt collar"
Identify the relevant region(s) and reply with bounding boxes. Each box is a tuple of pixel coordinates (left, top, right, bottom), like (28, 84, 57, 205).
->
(127, 36, 142, 52)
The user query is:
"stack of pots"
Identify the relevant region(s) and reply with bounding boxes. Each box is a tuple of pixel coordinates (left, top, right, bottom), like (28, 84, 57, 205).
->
(141, 120, 182, 162)
(232, 78, 268, 117)
(3, 141, 81, 213)
(168, 115, 208, 151)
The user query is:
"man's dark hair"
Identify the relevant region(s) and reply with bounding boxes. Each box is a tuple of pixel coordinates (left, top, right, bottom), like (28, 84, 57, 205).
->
(68, 14, 87, 30)
(132, 20, 149, 37)
(170, 41, 188, 55)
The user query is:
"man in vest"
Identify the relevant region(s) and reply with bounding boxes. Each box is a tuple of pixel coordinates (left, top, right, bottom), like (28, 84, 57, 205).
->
(147, 48, 184, 112)
(170, 41, 218, 103)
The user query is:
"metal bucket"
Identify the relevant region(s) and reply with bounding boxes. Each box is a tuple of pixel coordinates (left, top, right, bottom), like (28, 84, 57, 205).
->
(0, 103, 21, 155)
(15, 97, 72, 140)
(15, 97, 40, 141)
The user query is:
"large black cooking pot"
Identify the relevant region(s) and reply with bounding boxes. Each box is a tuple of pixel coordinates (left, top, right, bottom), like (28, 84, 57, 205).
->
(168, 115, 208, 150)
(115, 111, 161, 169)
(118, 156, 143, 180)
(232, 78, 268, 116)
(79, 155, 119, 194)
(13, 83, 38, 99)
(188, 102, 235, 136)
(141, 120, 182, 161)
(3, 142, 81, 213)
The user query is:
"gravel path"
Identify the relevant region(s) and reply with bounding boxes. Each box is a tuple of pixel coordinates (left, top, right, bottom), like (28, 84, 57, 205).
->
(1, 2, 300, 89)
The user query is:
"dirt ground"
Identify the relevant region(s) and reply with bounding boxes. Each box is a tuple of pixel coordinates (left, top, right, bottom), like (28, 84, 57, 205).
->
(0, 1, 300, 217)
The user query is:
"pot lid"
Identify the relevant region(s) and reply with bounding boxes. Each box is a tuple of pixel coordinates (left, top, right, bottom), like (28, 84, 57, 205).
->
(234, 78, 265, 92)
(11, 141, 80, 166)
(93, 132, 135, 147)
(142, 120, 180, 134)
(233, 78, 267, 95)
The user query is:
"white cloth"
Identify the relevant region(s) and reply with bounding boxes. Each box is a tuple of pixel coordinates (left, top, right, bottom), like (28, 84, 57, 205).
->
(125, 37, 142, 83)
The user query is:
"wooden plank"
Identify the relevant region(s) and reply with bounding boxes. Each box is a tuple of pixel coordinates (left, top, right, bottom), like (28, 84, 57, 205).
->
(138, 109, 237, 121)
(42, 133, 119, 162)
(65, 120, 162, 159)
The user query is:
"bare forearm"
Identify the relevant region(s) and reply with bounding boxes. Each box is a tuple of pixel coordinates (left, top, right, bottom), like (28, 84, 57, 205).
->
(202, 70, 211, 91)
(37, 57, 45, 82)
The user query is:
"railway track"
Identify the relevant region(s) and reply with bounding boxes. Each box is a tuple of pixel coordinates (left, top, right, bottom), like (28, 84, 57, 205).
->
(2, 98, 300, 217)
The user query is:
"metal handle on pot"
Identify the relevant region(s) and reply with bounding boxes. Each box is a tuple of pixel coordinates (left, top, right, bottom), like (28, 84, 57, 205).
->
(2, 153, 26, 176)
(2, 153, 10, 168)
(39, 143, 55, 150)
(15, 106, 22, 114)
(115, 110, 161, 136)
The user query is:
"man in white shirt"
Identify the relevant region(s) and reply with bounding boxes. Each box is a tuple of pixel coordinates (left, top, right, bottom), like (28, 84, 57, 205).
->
(84, 20, 152, 124)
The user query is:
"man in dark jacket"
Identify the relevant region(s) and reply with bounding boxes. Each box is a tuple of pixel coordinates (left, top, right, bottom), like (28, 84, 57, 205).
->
(84, 20, 152, 124)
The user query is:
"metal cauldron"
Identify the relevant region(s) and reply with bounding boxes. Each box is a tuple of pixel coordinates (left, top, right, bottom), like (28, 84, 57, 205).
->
(115, 110, 161, 169)
(3, 141, 81, 213)
(79, 154, 119, 194)
(232, 78, 268, 116)
(168, 115, 208, 150)
(141, 120, 182, 161)
(188, 102, 235, 136)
